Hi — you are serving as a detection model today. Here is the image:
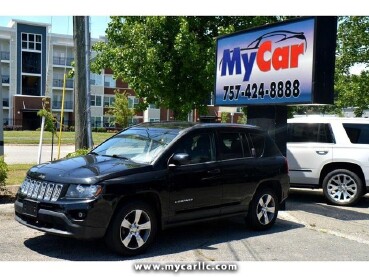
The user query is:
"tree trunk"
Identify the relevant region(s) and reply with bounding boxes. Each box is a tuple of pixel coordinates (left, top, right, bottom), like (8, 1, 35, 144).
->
(73, 16, 88, 150)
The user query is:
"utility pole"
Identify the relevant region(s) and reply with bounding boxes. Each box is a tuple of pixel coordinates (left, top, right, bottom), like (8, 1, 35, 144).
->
(85, 16, 93, 149)
(0, 63, 4, 156)
(73, 16, 91, 150)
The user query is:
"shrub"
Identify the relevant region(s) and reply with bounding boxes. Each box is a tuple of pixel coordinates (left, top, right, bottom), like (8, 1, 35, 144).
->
(66, 148, 90, 158)
(0, 156, 8, 192)
(96, 127, 107, 133)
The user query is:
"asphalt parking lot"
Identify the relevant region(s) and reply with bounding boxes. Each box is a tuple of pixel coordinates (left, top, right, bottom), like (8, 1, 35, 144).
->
(1, 188, 369, 262)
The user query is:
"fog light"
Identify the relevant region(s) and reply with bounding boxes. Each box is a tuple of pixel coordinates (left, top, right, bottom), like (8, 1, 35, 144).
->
(78, 212, 86, 218)
(70, 210, 87, 220)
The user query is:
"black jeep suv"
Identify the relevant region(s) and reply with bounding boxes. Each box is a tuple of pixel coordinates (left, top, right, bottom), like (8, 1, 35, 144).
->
(15, 122, 289, 256)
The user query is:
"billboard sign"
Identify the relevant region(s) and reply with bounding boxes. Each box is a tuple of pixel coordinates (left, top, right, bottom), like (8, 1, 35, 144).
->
(214, 17, 337, 106)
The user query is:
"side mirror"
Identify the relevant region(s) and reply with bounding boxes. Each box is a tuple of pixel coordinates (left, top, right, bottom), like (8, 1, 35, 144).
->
(168, 153, 190, 168)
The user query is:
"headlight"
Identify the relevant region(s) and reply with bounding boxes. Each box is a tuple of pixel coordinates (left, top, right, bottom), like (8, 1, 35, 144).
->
(65, 184, 102, 198)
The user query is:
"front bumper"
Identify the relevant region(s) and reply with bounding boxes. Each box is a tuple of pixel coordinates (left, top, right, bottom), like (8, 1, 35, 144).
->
(14, 198, 111, 239)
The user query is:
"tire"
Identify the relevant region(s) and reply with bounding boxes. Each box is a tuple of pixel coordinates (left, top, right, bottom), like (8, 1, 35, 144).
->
(322, 169, 363, 206)
(246, 187, 279, 231)
(105, 201, 157, 256)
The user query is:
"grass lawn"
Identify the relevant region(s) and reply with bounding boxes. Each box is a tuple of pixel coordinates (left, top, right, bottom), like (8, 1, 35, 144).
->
(4, 131, 115, 145)
(6, 164, 34, 186)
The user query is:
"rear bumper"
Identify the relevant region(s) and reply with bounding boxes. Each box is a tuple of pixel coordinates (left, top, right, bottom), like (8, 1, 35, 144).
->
(14, 199, 107, 239)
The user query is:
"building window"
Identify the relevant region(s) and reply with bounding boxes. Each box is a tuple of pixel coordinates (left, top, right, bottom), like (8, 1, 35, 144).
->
(103, 116, 115, 128)
(148, 103, 158, 109)
(22, 52, 41, 74)
(128, 97, 139, 109)
(91, 95, 102, 107)
(104, 96, 115, 107)
(149, 118, 160, 122)
(22, 33, 42, 51)
(22, 75, 41, 96)
(91, 116, 102, 128)
(90, 73, 103, 86)
(104, 75, 116, 88)
(131, 117, 140, 125)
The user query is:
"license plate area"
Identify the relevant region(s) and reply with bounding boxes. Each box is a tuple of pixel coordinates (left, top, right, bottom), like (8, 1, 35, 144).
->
(23, 199, 39, 217)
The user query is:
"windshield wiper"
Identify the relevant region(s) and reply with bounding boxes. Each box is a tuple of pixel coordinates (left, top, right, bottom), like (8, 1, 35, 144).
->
(103, 154, 130, 161)
(89, 151, 99, 156)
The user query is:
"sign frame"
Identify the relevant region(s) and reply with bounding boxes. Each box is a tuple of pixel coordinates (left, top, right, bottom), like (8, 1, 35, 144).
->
(214, 16, 337, 106)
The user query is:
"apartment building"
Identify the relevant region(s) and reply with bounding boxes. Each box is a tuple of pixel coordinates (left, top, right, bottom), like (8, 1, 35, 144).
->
(0, 19, 243, 130)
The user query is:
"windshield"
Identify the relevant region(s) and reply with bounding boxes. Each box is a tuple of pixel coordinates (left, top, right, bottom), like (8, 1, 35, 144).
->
(92, 127, 179, 164)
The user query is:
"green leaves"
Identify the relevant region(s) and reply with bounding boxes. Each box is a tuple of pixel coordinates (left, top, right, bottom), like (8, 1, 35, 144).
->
(106, 91, 135, 128)
(335, 16, 369, 116)
(92, 16, 281, 120)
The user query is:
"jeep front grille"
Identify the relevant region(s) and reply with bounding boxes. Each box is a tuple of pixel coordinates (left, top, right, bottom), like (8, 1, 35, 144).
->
(20, 178, 64, 202)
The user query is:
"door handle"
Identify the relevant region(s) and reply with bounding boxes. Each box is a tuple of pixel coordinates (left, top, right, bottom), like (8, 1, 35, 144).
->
(316, 151, 328, 155)
(207, 169, 221, 174)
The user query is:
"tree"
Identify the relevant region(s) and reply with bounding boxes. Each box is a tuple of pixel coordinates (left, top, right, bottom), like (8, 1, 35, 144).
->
(106, 91, 135, 128)
(37, 98, 56, 134)
(92, 16, 282, 120)
(220, 112, 229, 123)
(334, 16, 369, 116)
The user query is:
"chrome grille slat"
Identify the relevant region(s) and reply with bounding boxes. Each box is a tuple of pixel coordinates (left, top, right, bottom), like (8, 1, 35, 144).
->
(37, 182, 47, 200)
(21, 179, 30, 194)
(44, 183, 55, 201)
(26, 180, 36, 197)
(51, 184, 63, 201)
(20, 178, 63, 202)
(31, 181, 41, 199)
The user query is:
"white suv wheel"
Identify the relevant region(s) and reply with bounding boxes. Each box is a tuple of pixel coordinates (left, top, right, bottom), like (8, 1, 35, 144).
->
(323, 169, 363, 206)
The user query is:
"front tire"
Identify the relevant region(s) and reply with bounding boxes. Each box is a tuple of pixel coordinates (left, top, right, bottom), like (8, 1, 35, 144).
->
(105, 201, 157, 256)
(322, 169, 363, 206)
(246, 187, 279, 231)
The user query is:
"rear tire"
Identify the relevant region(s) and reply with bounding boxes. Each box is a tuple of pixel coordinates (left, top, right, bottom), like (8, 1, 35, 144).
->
(105, 201, 157, 256)
(246, 187, 279, 231)
(322, 169, 363, 206)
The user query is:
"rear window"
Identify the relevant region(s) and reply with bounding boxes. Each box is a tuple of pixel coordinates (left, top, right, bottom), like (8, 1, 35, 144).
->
(343, 123, 369, 144)
(287, 123, 334, 143)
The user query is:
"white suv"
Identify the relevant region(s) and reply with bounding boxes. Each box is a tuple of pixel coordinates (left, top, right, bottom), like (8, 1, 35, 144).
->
(287, 116, 369, 206)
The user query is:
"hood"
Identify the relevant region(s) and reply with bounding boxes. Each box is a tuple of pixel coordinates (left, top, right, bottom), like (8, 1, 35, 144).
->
(27, 154, 151, 184)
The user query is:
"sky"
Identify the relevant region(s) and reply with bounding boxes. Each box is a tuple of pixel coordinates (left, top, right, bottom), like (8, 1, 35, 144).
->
(0, 16, 110, 38)
(0, 0, 367, 38)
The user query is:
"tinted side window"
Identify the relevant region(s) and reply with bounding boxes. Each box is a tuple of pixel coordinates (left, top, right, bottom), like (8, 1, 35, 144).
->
(173, 133, 215, 164)
(343, 123, 369, 144)
(241, 133, 252, 157)
(249, 133, 265, 157)
(318, 124, 334, 143)
(288, 123, 333, 143)
(218, 132, 243, 160)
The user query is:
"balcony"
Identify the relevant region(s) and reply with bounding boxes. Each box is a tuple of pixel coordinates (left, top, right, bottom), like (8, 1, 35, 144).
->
(52, 101, 73, 110)
(0, 51, 10, 61)
(53, 56, 74, 67)
(1, 75, 9, 84)
(53, 79, 74, 88)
